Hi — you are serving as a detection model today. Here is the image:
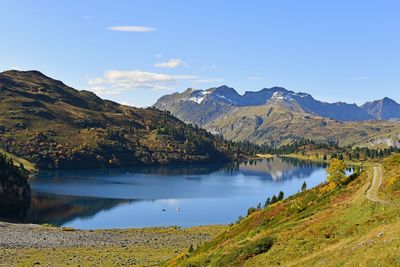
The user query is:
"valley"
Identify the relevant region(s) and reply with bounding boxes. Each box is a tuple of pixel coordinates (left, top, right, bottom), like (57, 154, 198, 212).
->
(2, 2, 400, 266)
(0, 71, 399, 266)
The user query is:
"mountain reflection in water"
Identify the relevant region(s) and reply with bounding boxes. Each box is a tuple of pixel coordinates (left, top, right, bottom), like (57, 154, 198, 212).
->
(0, 157, 328, 229)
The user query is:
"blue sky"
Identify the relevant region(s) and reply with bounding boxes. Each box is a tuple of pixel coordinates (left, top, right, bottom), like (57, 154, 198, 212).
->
(1, 0, 399, 107)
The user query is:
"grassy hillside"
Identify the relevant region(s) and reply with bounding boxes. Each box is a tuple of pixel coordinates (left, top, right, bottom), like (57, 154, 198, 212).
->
(168, 154, 400, 266)
(0, 70, 243, 169)
(205, 104, 400, 147)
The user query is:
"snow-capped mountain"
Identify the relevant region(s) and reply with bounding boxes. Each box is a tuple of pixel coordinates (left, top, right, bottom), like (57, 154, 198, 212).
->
(154, 86, 382, 124)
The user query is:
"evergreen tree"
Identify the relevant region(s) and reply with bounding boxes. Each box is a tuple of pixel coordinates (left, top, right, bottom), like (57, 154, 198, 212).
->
(301, 181, 307, 192)
(264, 197, 271, 208)
(270, 195, 278, 204)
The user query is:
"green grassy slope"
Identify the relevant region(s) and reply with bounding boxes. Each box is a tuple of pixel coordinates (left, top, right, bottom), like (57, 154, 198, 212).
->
(168, 154, 400, 266)
(0, 70, 242, 169)
(205, 104, 400, 147)
(0, 148, 36, 171)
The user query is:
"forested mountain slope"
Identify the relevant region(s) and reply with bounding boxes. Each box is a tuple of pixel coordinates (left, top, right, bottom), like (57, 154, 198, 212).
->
(0, 70, 241, 169)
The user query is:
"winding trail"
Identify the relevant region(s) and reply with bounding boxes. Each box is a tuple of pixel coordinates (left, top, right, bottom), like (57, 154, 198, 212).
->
(366, 164, 387, 204)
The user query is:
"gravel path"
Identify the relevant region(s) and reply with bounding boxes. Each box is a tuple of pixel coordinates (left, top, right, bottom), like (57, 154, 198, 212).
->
(366, 165, 387, 204)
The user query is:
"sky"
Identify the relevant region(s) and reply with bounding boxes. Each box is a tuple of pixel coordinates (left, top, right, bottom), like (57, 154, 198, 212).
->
(1, 0, 400, 107)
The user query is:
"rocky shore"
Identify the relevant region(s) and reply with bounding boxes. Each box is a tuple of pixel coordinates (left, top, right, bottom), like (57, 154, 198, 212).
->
(0, 222, 226, 266)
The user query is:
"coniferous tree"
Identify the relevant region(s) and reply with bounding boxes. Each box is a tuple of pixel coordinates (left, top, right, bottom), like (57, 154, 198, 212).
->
(264, 197, 271, 208)
(301, 181, 307, 192)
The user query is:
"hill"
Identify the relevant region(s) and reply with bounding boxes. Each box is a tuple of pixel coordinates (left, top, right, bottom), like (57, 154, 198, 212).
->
(205, 103, 400, 147)
(0, 70, 242, 170)
(167, 154, 400, 266)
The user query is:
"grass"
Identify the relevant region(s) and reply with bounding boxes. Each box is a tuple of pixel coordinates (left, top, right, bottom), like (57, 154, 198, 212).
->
(61, 227, 76, 232)
(0, 148, 36, 172)
(168, 154, 400, 266)
(1, 245, 172, 266)
(281, 152, 380, 167)
(255, 153, 274, 158)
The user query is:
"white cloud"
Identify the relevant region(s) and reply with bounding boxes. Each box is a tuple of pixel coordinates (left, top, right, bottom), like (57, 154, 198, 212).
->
(88, 70, 223, 96)
(154, 58, 187, 68)
(88, 70, 197, 95)
(107, 26, 156, 32)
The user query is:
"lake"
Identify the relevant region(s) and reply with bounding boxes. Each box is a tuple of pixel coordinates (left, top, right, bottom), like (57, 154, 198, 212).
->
(2, 157, 328, 229)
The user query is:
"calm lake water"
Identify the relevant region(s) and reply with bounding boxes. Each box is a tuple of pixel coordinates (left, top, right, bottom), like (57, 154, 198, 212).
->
(3, 157, 328, 229)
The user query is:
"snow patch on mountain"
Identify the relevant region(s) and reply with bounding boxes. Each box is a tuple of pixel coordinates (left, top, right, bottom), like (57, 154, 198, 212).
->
(214, 94, 238, 104)
(271, 91, 296, 102)
(188, 90, 212, 104)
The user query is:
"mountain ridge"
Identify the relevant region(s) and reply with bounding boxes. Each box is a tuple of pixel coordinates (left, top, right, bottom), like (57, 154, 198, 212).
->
(154, 86, 400, 147)
(154, 85, 400, 122)
(361, 97, 400, 120)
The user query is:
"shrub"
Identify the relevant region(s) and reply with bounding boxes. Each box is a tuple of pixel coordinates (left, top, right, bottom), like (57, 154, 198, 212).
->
(215, 236, 274, 266)
(326, 159, 346, 186)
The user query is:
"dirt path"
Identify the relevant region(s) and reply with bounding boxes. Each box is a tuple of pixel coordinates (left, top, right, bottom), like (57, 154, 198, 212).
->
(366, 164, 387, 204)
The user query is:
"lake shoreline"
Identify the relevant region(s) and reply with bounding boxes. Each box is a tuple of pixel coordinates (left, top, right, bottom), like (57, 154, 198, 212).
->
(0, 221, 227, 265)
(15, 157, 327, 229)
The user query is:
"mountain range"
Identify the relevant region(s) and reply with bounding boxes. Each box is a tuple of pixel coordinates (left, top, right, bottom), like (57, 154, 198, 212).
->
(0, 70, 241, 169)
(155, 86, 400, 123)
(154, 86, 400, 147)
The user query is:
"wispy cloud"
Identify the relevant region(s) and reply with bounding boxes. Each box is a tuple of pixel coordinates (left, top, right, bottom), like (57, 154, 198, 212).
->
(88, 70, 195, 95)
(107, 26, 156, 32)
(154, 58, 187, 68)
(88, 70, 222, 96)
